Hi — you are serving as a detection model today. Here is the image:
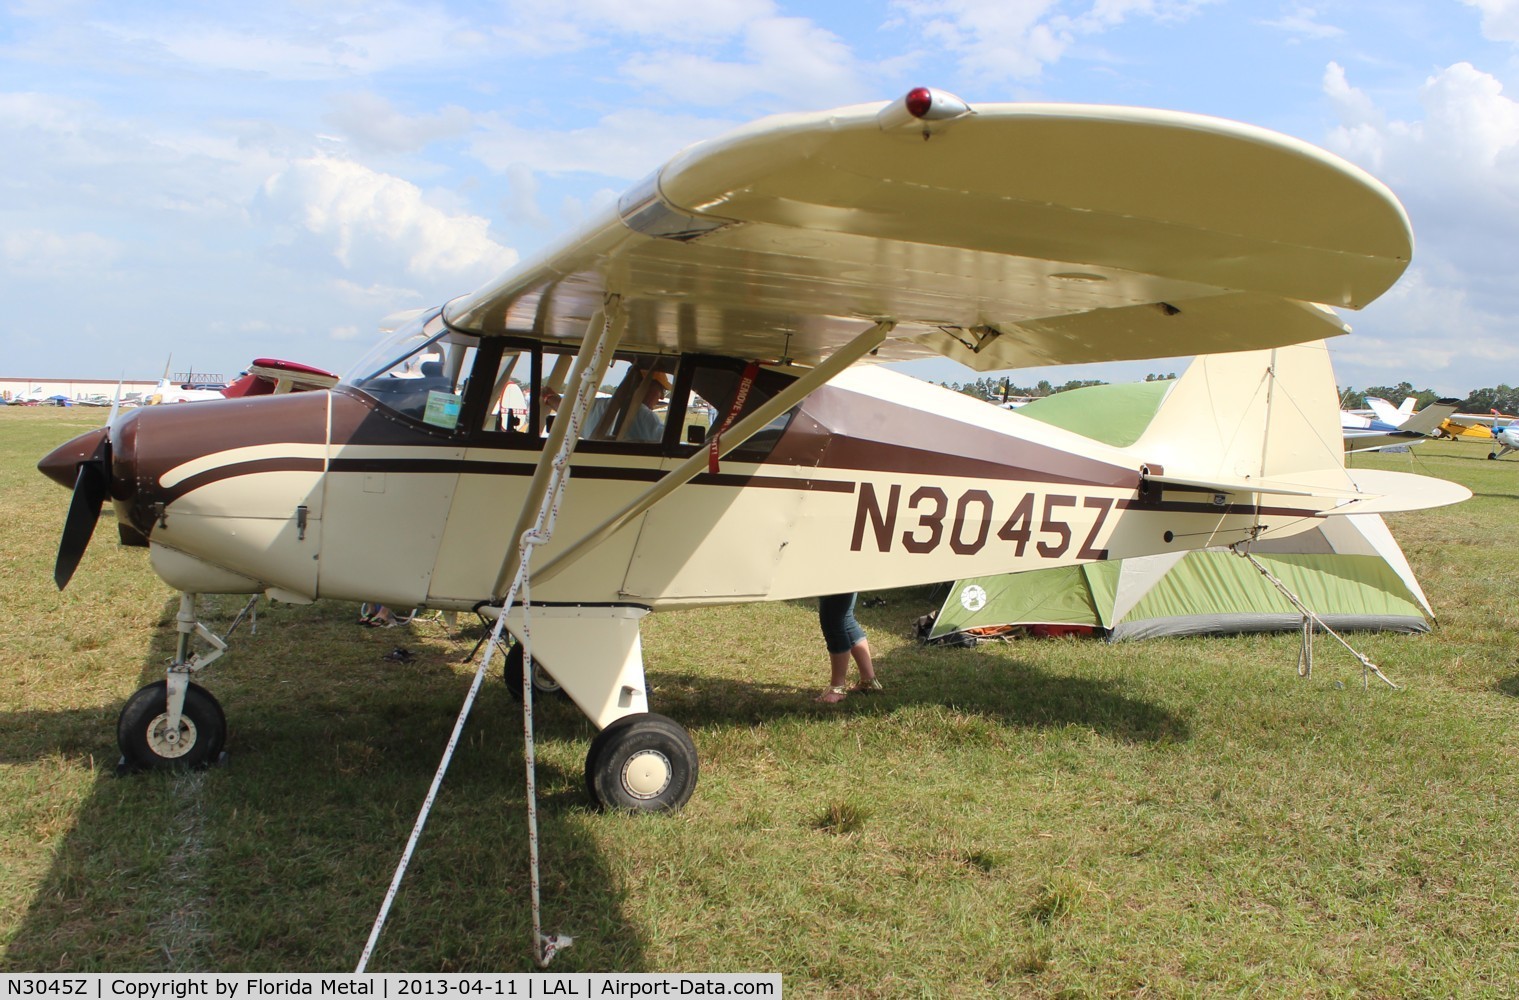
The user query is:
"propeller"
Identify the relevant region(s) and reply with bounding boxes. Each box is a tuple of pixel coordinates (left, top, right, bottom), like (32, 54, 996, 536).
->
(52, 432, 110, 590)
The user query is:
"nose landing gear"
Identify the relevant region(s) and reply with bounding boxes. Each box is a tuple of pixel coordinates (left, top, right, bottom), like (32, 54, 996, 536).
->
(116, 592, 248, 774)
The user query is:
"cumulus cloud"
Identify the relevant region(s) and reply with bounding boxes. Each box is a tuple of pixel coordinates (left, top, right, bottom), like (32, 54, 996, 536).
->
(1462, 0, 1519, 43)
(258, 157, 517, 282)
(1321, 60, 1519, 392)
(1324, 61, 1519, 194)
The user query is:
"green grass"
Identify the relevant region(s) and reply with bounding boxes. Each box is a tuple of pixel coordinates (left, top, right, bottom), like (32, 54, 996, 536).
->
(4, 407, 1519, 994)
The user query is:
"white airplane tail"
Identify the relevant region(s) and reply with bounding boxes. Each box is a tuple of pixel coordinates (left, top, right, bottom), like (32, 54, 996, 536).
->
(1126, 341, 1468, 515)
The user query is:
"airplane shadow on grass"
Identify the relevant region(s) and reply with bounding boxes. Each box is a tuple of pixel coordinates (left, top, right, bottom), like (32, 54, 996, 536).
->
(1, 594, 1185, 973)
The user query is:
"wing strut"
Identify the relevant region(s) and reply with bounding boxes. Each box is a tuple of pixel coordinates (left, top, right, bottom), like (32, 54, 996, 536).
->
(490, 301, 627, 599)
(532, 319, 895, 587)
(359, 301, 624, 973)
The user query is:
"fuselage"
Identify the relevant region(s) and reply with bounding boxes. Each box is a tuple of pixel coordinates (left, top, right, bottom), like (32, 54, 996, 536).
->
(40, 315, 1333, 612)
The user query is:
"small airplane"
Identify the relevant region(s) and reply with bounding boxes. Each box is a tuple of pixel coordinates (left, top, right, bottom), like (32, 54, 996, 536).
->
(1342, 397, 1461, 453)
(38, 89, 1469, 812)
(1488, 410, 1519, 459)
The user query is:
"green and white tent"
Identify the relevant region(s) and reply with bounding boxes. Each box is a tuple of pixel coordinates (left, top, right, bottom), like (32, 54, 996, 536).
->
(929, 380, 1434, 642)
(930, 513, 1434, 642)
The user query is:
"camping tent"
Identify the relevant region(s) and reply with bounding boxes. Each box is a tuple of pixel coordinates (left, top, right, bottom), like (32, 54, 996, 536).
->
(929, 513, 1434, 642)
(933, 379, 1433, 642)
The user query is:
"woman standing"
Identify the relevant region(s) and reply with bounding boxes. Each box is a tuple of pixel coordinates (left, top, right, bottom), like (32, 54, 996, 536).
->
(816, 593, 882, 703)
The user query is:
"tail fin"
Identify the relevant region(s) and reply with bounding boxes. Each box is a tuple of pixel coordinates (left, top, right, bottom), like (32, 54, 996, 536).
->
(1126, 341, 1468, 515)
(1128, 340, 1343, 484)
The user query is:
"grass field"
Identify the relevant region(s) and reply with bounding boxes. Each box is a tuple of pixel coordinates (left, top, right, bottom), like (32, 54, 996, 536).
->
(2, 406, 1518, 993)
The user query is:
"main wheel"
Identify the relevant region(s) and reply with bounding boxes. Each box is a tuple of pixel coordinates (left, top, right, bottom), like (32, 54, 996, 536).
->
(117, 680, 227, 771)
(585, 713, 698, 813)
(502, 643, 568, 701)
(1489, 452, 1498, 460)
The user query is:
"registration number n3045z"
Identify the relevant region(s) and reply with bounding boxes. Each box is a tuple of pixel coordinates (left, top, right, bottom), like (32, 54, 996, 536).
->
(849, 483, 1114, 560)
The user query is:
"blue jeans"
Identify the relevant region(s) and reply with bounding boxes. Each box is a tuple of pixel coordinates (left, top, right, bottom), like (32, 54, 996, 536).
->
(818, 593, 866, 654)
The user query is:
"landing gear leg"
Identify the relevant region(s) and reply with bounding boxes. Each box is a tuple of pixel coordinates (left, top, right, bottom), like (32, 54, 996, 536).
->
(117, 593, 238, 773)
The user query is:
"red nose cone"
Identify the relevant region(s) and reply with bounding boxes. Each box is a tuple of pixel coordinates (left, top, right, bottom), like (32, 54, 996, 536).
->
(38, 426, 108, 489)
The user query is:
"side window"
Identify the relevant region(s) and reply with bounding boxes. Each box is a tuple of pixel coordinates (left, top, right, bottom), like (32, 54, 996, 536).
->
(681, 359, 799, 457)
(473, 345, 536, 435)
(579, 358, 678, 445)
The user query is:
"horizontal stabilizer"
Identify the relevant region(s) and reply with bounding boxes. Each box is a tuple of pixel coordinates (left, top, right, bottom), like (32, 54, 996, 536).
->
(1145, 468, 1470, 515)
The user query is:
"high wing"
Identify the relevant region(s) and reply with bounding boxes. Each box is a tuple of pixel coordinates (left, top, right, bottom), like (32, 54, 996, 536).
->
(445, 94, 1412, 371)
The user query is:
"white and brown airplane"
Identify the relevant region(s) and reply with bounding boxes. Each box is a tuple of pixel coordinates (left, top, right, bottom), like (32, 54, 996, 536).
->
(39, 89, 1468, 811)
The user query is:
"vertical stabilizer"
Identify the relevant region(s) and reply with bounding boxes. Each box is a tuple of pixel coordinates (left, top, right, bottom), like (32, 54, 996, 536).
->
(1127, 340, 1344, 482)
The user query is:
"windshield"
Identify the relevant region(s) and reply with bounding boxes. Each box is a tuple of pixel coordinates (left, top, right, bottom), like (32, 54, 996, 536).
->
(341, 309, 480, 429)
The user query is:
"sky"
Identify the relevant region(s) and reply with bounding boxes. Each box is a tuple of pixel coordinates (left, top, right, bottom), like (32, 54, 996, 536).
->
(2, 0, 1518, 397)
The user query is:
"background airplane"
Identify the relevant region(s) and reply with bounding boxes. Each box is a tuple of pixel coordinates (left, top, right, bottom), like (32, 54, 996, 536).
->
(1488, 411, 1519, 459)
(1342, 397, 1461, 453)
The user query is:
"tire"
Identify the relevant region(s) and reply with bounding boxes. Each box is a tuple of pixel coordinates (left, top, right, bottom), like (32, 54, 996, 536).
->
(1489, 453, 1498, 460)
(502, 642, 567, 701)
(117, 680, 227, 771)
(584, 712, 698, 813)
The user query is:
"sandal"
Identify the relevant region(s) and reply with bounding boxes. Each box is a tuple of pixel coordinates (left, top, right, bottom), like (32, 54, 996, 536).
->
(815, 685, 850, 704)
(853, 677, 883, 694)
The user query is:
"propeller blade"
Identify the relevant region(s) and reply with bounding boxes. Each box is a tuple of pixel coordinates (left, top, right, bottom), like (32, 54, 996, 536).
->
(53, 444, 110, 590)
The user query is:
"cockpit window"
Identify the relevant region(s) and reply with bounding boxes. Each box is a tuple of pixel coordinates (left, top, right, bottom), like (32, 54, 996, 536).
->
(341, 309, 480, 429)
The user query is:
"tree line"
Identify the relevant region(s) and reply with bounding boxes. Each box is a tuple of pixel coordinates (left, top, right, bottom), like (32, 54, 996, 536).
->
(939, 373, 1178, 402)
(941, 374, 1519, 414)
(1338, 382, 1519, 414)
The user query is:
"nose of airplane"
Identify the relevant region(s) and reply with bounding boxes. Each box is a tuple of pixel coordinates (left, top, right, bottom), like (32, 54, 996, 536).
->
(38, 425, 108, 489)
(38, 424, 116, 589)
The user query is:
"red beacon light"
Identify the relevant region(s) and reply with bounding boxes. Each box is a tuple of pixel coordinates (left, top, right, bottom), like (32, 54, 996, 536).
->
(878, 87, 973, 132)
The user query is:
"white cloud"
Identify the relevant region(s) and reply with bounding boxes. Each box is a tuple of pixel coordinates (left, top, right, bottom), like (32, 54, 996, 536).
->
(1321, 60, 1519, 393)
(101, 5, 484, 81)
(1462, 0, 1519, 43)
(258, 157, 518, 282)
(1325, 61, 1519, 189)
(1260, 5, 1344, 41)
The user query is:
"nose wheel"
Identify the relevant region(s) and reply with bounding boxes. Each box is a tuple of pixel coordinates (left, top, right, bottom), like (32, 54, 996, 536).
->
(585, 713, 698, 813)
(117, 680, 227, 771)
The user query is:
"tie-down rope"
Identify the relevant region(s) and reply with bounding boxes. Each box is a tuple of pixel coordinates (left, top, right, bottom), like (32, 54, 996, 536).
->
(355, 314, 614, 973)
(1234, 545, 1399, 690)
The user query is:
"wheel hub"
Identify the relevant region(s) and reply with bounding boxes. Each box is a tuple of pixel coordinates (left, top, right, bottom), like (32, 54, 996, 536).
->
(145, 714, 197, 759)
(620, 749, 672, 799)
